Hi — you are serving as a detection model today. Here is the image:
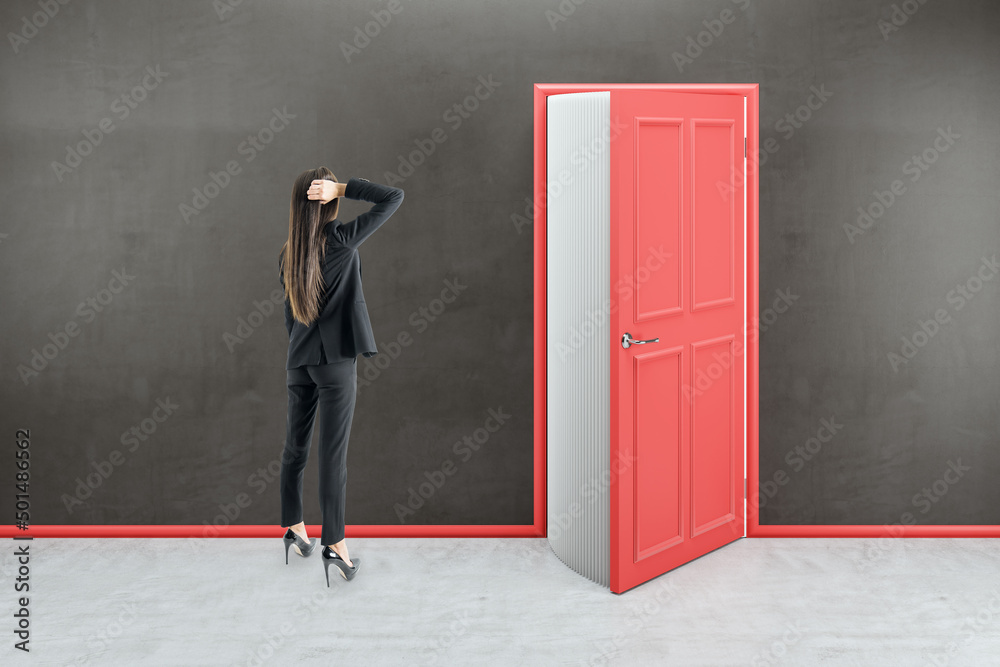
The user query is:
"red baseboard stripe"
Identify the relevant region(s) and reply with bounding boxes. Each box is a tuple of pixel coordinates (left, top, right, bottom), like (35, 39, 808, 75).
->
(1, 524, 545, 538)
(748, 524, 1000, 537)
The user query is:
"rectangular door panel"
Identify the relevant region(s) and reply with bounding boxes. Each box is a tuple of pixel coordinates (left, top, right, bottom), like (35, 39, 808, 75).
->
(633, 345, 684, 561)
(691, 335, 736, 537)
(635, 118, 683, 320)
(612, 89, 745, 593)
(691, 120, 736, 310)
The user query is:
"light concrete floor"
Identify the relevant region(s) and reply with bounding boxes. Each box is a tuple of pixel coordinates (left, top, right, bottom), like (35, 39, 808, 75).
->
(3, 537, 997, 666)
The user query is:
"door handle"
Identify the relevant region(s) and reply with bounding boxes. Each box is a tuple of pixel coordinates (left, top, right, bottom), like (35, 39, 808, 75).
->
(621, 332, 659, 349)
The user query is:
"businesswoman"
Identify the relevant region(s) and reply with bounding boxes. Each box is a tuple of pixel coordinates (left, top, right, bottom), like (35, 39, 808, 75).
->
(278, 166, 404, 585)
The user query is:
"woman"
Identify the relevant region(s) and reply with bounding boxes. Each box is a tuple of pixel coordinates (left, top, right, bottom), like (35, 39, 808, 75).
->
(277, 166, 404, 585)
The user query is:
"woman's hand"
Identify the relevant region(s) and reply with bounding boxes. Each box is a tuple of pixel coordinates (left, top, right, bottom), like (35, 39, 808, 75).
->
(306, 179, 341, 205)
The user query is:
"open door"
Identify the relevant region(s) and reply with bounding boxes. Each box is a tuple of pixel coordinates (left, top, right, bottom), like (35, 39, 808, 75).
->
(537, 83, 757, 594)
(610, 89, 747, 593)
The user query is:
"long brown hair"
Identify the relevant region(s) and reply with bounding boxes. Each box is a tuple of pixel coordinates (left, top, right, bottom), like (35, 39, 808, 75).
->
(279, 167, 340, 326)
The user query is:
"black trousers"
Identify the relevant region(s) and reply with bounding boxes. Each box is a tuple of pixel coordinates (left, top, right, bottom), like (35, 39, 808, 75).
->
(280, 356, 357, 545)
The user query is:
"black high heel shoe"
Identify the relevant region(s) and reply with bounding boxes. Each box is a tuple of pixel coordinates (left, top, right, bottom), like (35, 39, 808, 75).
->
(282, 528, 317, 563)
(322, 546, 360, 585)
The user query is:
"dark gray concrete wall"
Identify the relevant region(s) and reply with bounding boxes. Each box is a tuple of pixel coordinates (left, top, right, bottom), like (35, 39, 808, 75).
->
(1, 0, 997, 529)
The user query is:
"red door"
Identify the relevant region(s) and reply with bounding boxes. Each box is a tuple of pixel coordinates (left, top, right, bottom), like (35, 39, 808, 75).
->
(610, 90, 746, 593)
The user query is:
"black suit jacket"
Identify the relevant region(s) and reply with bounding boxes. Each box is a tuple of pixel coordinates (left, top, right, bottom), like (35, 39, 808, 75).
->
(280, 177, 404, 369)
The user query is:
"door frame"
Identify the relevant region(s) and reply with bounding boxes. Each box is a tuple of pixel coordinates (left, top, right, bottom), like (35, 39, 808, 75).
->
(533, 83, 760, 542)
